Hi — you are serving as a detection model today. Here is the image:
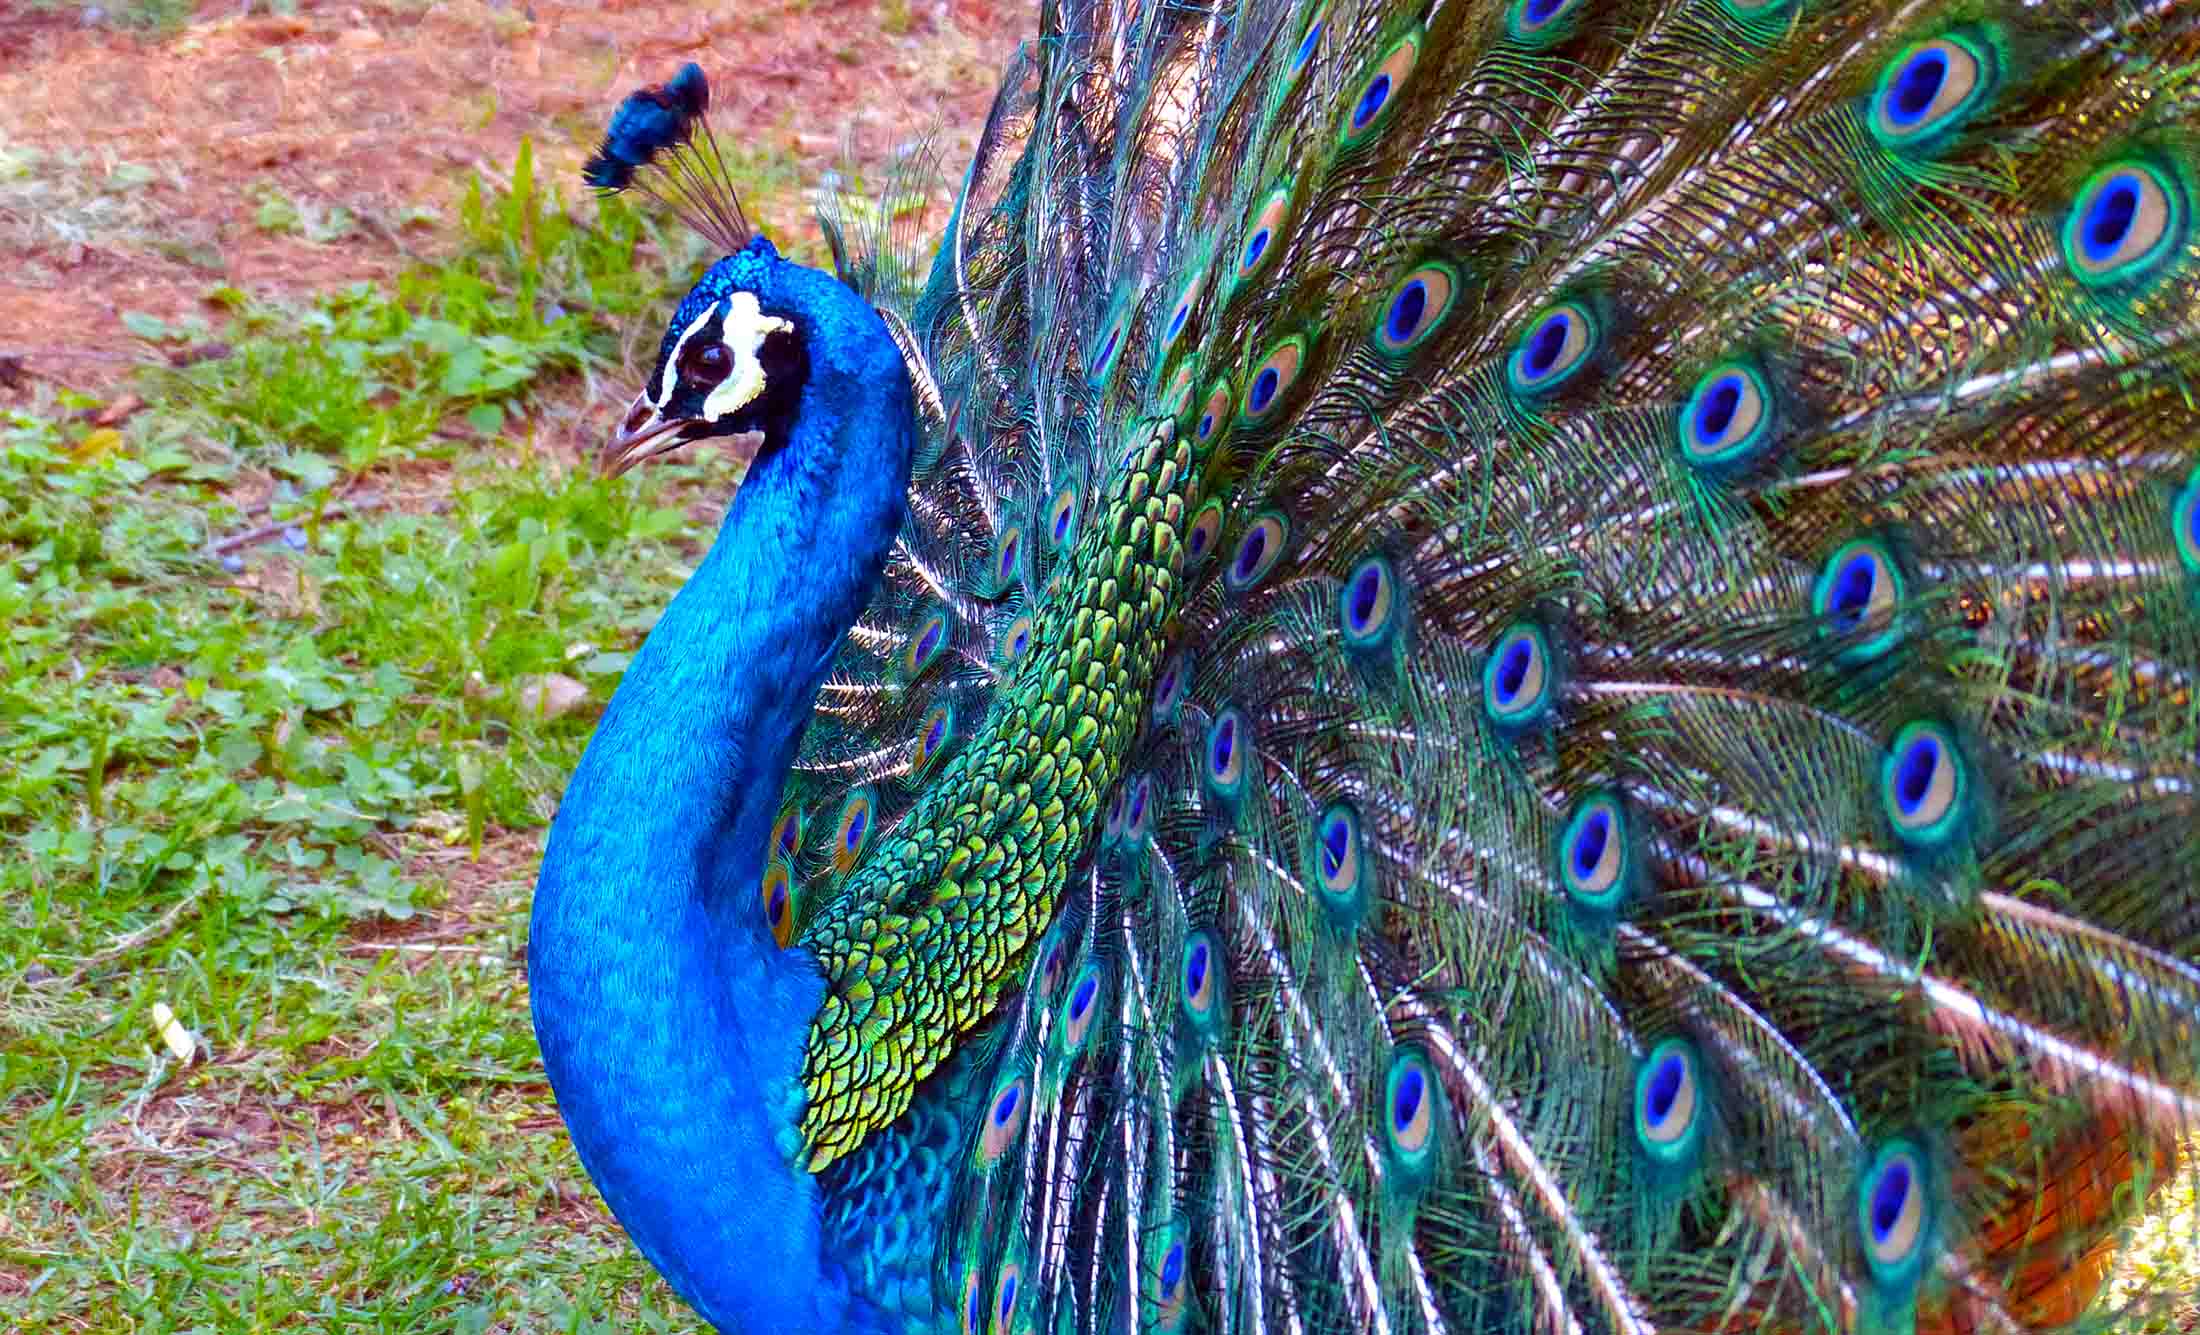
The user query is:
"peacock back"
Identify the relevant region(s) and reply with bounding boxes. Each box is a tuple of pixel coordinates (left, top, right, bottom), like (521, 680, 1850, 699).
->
(743, 0, 2200, 1328)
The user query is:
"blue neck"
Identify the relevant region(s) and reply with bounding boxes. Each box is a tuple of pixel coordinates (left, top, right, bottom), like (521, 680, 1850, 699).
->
(528, 255, 914, 1334)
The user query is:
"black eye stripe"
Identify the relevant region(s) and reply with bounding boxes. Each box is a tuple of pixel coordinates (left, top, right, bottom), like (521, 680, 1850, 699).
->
(644, 295, 809, 427)
(758, 326, 805, 378)
(658, 310, 727, 397)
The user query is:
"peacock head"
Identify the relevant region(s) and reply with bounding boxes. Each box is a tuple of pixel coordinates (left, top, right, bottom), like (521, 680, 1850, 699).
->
(584, 64, 897, 480)
(606, 239, 813, 476)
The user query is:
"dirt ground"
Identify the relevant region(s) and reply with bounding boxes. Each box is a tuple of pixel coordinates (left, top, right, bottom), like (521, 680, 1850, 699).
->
(0, 0, 1028, 398)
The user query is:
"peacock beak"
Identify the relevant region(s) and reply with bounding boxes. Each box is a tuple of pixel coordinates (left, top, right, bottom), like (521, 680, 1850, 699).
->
(603, 392, 694, 477)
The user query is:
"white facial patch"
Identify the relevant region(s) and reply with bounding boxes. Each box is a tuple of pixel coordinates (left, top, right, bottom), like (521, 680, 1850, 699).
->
(657, 305, 715, 408)
(657, 291, 796, 423)
(706, 293, 795, 419)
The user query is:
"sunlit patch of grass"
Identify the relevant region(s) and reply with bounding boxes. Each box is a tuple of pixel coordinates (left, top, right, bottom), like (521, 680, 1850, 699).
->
(2112, 1145, 2200, 1333)
(0, 133, 194, 261)
(0, 141, 746, 1333)
(29, 0, 194, 34)
(250, 184, 360, 245)
(164, 144, 674, 476)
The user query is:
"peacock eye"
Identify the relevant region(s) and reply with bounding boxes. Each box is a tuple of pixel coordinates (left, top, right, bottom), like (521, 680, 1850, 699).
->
(976, 1079, 1028, 1166)
(1225, 512, 1290, 591)
(2176, 467, 2200, 575)
(1880, 720, 1967, 848)
(1195, 382, 1232, 451)
(1483, 620, 1557, 728)
(1507, 302, 1598, 396)
(1382, 1049, 1437, 1167)
(1630, 1039, 1711, 1169)
(962, 1269, 984, 1335)
(1289, 13, 1324, 80)
(1059, 962, 1103, 1054)
(1238, 186, 1292, 282)
(1558, 792, 1630, 909)
(1375, 263, 1457, 355)
(1339, 554, 1401, 649)
(760, 859, 797, 948)
(1125, 773, 1156, 843)
(1869, 33, 1994, 150)
(1162, 266, 1205, 351)
(1858, 1142, 1933, 1281)
(1179, 932, 1225, 1041)
(1510, 0, 1585, 44)
(1813, 537, 1906, 663)
(681, 340, 733, 387)
(1679, 361, 1774, 468)
(2063, 159, 2187, 289)
(1343, 33, 1419, 146)
(1152, 650, 1191, 725)
(1204, 709, 1250, 801)
(1239, 337, 1305, 424)
(1314, 803, 1361, 902)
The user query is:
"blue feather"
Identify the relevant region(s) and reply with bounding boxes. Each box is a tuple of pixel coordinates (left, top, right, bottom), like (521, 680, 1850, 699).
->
(530, 242, 918, 1330)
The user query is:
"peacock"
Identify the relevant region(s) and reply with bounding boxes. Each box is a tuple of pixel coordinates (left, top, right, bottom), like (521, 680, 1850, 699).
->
(527, 0, 2200, 1330)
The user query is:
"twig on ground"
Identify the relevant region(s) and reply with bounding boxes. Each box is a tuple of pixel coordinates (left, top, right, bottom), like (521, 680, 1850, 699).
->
(36, 887, 209, 988)
(205, 496, 389, 557)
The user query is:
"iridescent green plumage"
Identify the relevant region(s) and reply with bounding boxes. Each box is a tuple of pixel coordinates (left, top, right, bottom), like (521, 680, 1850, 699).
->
(758, 0, 2200, 1328)
(798, 420, 1194, 1162)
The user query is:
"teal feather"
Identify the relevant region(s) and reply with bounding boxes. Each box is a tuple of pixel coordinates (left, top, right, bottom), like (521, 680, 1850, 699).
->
(539, 1, 2200, 1331)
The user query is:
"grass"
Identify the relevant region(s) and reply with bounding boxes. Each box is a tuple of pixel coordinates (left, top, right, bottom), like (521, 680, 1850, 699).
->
(0, 134, 190, 262)
(0, 142, 731, 1333)
(2116, 1152, 2200, 1333)
(29, 0, 197, 35)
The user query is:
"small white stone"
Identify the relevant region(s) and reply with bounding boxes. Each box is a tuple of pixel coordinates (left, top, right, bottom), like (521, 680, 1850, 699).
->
(517, 673, 592, 720)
